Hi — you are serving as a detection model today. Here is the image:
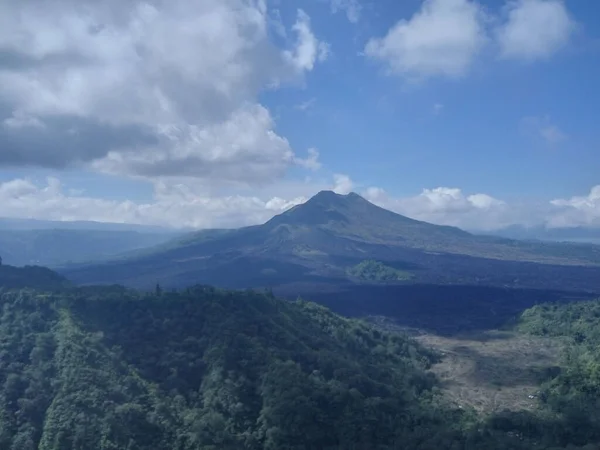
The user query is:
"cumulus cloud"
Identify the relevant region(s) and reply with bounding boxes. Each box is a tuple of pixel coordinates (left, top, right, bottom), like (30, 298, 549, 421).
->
(497, 0, 576, 61)
(332, 174, 354, 194)
(330, 0, 362, 23)
(363, 186, 514, 230)
(0, 177, 308, 229)
(0, 0, 328, 184)
(549, 186, 600, 228)
(92, 104, 296, 185)
(283, 10, 330, 72)
(364, 185, 600, 231)
(294, 148, 322, 171)
(0, 172, 355, 229)
(365, 0, 577, 81)
(365, 0, 487, 80)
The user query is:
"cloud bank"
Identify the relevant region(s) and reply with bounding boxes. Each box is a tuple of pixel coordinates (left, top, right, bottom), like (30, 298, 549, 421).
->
(1, 175, 599, 231)
(0, 0, 328, 186)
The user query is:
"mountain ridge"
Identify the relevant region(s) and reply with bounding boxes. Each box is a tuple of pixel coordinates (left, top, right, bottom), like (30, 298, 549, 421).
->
(0, 228, 181, 267)
(62, 191, 600, 292)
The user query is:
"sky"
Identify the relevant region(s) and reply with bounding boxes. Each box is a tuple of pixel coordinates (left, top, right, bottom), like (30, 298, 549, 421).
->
(0, 0, 599, 231)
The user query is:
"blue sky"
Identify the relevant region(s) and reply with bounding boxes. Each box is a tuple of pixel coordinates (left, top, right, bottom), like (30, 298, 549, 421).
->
(0, 0, 598, 230)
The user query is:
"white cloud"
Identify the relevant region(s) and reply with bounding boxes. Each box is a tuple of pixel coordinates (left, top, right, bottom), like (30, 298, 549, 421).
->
(92, 104, 295, 185)
(3, 175, 600, 232)
(0, 178, 507, 229)
(497, 0, 576, 61)
(365, 0, 487, 80)
(433, 103, 444, 115)
(330, 0, 362, 23)
(332, 174, 354, 194)
(364, 186, 512, 230)
(549, 186, 600, 228)
(0, 176, 309, 229)
(0, 0, 327, 184)
(294, 148, 322, 171)
(521, 115, 567, 145)
(0, 172, 354, 228)
(283, 10, 330, 72)
(365, 185, 600, 231)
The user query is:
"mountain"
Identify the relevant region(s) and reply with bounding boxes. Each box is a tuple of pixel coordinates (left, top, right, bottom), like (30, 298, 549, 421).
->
(0, 228, 181, 267)
(63, 191, 600, 292)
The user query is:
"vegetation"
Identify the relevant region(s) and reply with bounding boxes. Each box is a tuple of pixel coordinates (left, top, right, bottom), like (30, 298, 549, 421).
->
(0, 265, 69, 290)
(516, 299, 600, 446)
(0, 272, 462, 449)
(347, 260, 413, 282)
(2, 264, 600, 448)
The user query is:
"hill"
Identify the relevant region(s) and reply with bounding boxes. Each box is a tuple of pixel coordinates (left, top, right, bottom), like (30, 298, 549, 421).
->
(63, 191, 600, 293)
(0, 283, 455, 449)
(1, 270, 599, 449)
(0, 264, 69, 290)
(0, 228, 179, 267)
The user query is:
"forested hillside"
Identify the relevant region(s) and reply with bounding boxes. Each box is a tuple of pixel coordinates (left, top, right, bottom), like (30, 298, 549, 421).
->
(0, 282, 459, 449)
(0, 264, 69, 290)
(517, 299, 600, 446)
(0, 265, 599, 449)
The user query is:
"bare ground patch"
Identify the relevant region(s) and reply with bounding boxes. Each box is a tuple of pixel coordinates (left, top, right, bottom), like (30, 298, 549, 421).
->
(415, 330, 564, 414)
(367, 316, 564, 414)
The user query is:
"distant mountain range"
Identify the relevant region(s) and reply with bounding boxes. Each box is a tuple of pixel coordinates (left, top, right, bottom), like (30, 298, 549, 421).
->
(0, 228, 181, 267)
(63, 191, 600, 294)
(0, 217, 183, 233)
(489, 225, 600, 245)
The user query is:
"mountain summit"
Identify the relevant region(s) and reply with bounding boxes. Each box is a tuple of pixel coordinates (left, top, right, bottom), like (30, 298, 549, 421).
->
(267, 190, 468, 245)
(63, 191, 600, 292)
(267, 190, 404, 228)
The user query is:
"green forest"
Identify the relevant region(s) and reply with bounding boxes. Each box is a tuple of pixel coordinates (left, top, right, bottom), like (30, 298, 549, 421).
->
(0, 265, 599, 449)
(516, 299, 600, 444)
(346, 260, 414, 282)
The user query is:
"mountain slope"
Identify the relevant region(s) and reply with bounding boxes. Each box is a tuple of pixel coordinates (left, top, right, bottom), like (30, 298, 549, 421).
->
(63, 191, 600, 291)
(0, 264, 69, 290)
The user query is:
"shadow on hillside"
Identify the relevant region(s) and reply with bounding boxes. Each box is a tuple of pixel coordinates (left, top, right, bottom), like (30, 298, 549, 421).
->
(277, 284, 596, 336)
